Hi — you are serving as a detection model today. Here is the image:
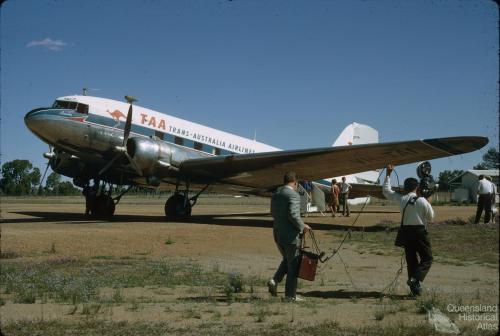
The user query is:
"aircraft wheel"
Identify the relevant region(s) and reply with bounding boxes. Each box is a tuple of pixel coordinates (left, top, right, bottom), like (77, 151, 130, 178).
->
(92, 195, 116, 218)
(165, 194, 191, 220)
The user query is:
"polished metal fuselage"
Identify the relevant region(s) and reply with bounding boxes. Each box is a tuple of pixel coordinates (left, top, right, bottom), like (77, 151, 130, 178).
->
(24, 108, 215, 189)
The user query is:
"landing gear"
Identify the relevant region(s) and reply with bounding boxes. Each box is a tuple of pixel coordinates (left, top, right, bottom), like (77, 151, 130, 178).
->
(91, 194, 116, 217)
(83, 180, 132, 219)
(164, 183, 208, 220)
(165, 193, 192, 220)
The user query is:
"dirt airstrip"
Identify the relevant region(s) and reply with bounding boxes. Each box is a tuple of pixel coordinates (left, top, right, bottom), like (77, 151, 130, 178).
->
(0, 197, 498, 335)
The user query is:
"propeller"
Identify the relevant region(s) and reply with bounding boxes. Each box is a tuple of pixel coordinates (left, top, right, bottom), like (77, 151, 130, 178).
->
(37, 146, 53, 194)
(99, 96, 142, 177)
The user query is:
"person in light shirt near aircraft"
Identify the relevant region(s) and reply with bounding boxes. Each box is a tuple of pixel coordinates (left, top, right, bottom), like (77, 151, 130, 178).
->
(474, 175, 493, 224)
(339, 176, 352, 216)
(383, 164, 434, 296)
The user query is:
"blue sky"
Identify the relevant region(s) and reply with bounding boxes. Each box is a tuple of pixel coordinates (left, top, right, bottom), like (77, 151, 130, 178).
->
(1, 0, 498, 182)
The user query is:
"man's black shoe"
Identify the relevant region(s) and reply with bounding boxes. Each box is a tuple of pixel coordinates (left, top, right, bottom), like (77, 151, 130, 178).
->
(407, 278, 421, 296)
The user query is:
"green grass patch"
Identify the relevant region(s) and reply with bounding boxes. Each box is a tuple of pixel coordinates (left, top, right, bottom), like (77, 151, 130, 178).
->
(335, 220, 499, 265)
(2, 319, 474, 336)
(0, 258, 241, 305)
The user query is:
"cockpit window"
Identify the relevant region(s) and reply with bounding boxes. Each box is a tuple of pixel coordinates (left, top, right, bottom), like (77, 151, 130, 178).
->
(77, 103, 89, 114)
(52, 100, 89, 115)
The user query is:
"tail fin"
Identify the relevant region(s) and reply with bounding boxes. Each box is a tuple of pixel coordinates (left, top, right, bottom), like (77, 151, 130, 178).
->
(332, 122, 379, 147)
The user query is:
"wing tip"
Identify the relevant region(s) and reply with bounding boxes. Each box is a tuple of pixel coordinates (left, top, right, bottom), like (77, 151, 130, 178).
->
(423, 136, 489, 155)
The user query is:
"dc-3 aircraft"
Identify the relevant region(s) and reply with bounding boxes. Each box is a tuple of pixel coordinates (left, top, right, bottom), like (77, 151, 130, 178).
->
(24, 94, 488, 219)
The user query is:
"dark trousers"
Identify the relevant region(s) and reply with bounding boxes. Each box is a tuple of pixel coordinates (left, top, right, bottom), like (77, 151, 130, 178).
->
(402, 226, 433, 282)
(273, 241, 300, 298)
(475, 194, 492, 224)
(340, 193, 349, 215)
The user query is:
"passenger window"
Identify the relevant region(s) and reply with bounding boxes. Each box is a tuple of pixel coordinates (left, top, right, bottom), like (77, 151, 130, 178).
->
(174, 137, 184, 146)
(155, 131, 165, 140)
(194, 142, 203, 151)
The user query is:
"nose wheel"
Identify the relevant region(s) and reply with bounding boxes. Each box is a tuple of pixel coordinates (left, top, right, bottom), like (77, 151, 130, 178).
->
(83, 181, 119, 219)
(91, 195, 116, 217)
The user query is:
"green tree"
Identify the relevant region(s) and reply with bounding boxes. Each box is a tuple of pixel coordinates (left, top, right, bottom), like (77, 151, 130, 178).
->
(473, 147, 499, 170)
(437, 169, 464, 191)
(0, 160, 41, 195)
(45, 172, 62, 195)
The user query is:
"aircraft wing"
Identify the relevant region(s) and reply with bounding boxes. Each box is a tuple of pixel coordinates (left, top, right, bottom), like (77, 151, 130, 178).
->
(178, 136, 487, 191)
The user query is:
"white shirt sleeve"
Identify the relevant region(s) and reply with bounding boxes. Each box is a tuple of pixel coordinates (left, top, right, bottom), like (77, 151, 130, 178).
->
(382, 176, 402, 203)
(417, 197, 435, 223)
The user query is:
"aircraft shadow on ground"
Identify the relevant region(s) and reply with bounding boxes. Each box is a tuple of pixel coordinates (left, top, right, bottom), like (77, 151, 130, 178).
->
(6, 211, 394, 232)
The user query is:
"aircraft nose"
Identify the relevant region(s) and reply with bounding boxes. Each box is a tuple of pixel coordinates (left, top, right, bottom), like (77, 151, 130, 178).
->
(24, 108, 48, 132)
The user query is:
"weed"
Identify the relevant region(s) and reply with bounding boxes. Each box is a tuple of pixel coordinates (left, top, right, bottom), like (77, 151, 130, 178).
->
(416, 290, 442, 314)
(0, 297, 5, 306)
(475, 288, 481, 300)
(374, 308, 385, 321)
(82, 303, 101, 315)
(67, 305, 78, 315)
(252, 307, 268, 323)
(211, 310, 222, 320)
(49, 243, 56, 254)
(91, 256, 113, 260)
(127, 300, 140, 312)
(111, 287, 124, 303)
(0, 251, 20, 259)
(164, 236, 175, 245)
(227, 273, 245, 293)
(182, 306, 202, 319)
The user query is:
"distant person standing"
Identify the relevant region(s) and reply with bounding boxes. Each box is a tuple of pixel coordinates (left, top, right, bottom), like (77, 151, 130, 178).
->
(329, 179, 340, 217)
(474, 175, 493, 224)
(339, 176, 352, 216)
(268, 171, 311, 302)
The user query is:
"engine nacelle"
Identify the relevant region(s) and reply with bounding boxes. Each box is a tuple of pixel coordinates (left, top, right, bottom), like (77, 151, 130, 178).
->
(126, 137, 173, 176)
(50, 152, 87, 179)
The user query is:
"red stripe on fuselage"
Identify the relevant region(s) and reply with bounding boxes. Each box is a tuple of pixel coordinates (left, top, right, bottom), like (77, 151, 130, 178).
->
(63, 117, 87, 122)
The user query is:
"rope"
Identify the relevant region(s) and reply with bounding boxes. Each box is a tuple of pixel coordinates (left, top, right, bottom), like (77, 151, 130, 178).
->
(309, 168, 406, 296)
(378, 252, 405, 297)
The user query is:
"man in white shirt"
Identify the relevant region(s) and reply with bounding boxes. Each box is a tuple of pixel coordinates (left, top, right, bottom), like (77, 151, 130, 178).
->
(474, 175, 493, 224)
(339, 176, 352, 217)
(483, 176, 497, 224)
(383, 164, 434, 296)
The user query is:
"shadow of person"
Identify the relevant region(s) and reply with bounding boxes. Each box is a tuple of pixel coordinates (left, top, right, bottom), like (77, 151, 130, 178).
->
(301, 289, 411, 300)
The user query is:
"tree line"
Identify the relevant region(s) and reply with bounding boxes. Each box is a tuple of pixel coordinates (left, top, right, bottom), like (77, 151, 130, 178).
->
(0, 160, 80, 196)
(1, 147, 498, 196)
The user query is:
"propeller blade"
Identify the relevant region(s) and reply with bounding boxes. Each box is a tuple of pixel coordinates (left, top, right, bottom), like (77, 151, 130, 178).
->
(37, 162, 51, 194)
(99, 153, 122, 176)
(124, 152, 143, 176)
(123, 103, 133, 146)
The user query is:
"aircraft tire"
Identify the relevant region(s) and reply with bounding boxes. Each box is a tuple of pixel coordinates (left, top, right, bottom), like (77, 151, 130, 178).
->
(92, 195, 116, 218)
(165, 194, 192, 220)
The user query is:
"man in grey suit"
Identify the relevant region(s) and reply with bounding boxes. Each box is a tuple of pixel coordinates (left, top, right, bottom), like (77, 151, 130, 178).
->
(268, 171, 311, 302)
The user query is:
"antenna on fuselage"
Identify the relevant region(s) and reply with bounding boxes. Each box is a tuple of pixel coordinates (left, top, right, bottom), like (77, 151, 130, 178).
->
(82, 88, 101, 96)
